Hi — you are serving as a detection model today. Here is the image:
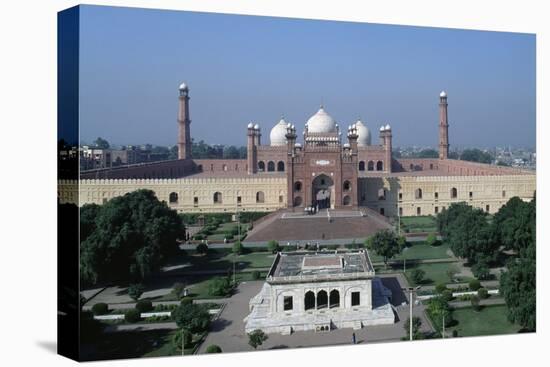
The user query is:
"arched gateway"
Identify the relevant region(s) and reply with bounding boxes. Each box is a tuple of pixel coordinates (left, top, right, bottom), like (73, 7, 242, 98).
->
(312, 174, 334, 209)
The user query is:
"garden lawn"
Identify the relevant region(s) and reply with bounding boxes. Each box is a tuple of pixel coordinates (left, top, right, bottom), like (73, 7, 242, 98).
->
(449, 305, 520, 337)
(405, 262, 469, 285)
(400, 216, 437, 233)
(182, 250, 274, 272)
(369, 241, 453, 263)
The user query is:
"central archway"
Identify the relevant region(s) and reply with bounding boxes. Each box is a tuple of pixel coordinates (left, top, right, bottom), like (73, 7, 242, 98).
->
(312, 174, 334, 210)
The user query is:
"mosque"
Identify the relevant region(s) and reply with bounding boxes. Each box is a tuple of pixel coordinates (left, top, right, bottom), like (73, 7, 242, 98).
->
(59, 82, 535, 218)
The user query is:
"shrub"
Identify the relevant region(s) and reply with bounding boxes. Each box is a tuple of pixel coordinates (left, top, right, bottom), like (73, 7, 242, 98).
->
(205, 344, 222, 353)
(410, 268, 426, 284)
(470, 295, 481, 311)
(128, 283, 145, 301)
(426, 233, 439, 246)
(251, 270, 261, 280)
(196, 243, 208, 255)
(172, 328, 193, 351)
(135, 299, 153, 313)
(207, 277, 232, 297)
(441, 289, 454, 302)
(477, 287, 489, 299)
(435, 283, 447, 294)
(232, 241, 244, 255)
(172, 303, 211, 333)
(124, 308, 141, 323)
(267, 240, 280, 253)
(248, 329, 268, 349)
(91, 302, 109, 316)
(193, 234, 205, 241)
(180, 297, 193, 306)
(469, 279, 481, 291)
(471, 262, 491, 280)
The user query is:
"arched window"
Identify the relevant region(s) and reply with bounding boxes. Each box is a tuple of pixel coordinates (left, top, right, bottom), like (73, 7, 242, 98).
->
(376, 161, 383, 171)
(417, 207, 421, 215)
(258, 161, 265, 172)
(359, 161, 365, 171)
(304, 291, 315, 311)
(380, 208, 385, 216)
(197, 164, 203, 172)
(410, 163, 414, 170)
(367, 161, 374, 171)
(343, 180, 351, 191)
(378, 188, 386, 200)
(294, 181, 302, 192)
(213, 192, 222, 204)
(451, 187, 458, 199)
(169, 192, 178, 204)
(293, 196, 303, 207)
(277, 161, 285, 172)
(329, 290, 340, 308)
(267, 161, 275, 172)
(317, 290, 328, 309)
(415, 188, 423, 199)
(256, 191, 265, 203)
(343, 195, 351, 206)
(222, 164, 227, 171)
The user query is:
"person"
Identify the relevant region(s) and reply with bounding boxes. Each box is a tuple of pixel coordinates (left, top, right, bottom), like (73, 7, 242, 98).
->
(352, 332, 356, 344)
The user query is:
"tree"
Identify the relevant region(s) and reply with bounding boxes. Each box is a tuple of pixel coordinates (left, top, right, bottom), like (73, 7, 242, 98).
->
(500, 253, 536, 331)
(91, 302, 109, 316)
(415, 149, 439, 158)
(248, 329, 268, 349)
(410, 268, 425, 284)
(460, 148, 492, 164)
(469, 279, 481, 291)
(492, 196, 535, 253)
(80, 204, 100, 242)
(470, 295, 481, 311)
(196, 243, 208, 255)
(128, 283, 145, 301)
(173, 328, 193, 351)
(404, 316, 423, 340)
(124, 308, 141, 323)
(441, 289, 454, 303)
(477, 288, 489, 299)
(135, 299, 153, 313)
(207, 277, 232, 297)
(267, 240, 280, 254)
(172, 303, 211, 333)
(232, 241, 244, 255)
(426, 233, 438, 247)
(366, 229, 402, 268)
(80, 189, 185, 285)
(435, 283, 447, 294)
(93, 137, 110, 149)
(223, 145, 240, 159)
(427, 296, 453, 329)
(205, 345, 222, 353)
(471, 261, 491, 280)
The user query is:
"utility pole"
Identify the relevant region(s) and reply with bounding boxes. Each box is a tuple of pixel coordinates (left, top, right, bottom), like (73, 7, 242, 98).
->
(181, 328, 185, 356)
(402, 286, 421, 341)
(442, 314, 445, 338)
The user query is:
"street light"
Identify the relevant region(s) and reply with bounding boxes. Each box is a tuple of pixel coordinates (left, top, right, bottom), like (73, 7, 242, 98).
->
(402, 286, 421, 341)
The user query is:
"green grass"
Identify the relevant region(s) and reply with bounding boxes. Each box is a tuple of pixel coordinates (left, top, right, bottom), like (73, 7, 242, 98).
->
(369, 241, 453, 263)
(181, 250, 275, 272)
(400, 215, 438, 233)
(448, 305, 520, 337)
(404, 261, 469, 286)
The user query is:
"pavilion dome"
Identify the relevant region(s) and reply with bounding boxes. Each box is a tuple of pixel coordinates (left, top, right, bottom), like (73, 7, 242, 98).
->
(270, 118, 288, 146)
(306, 107, 337, 134)
(355, 120, 371, 146)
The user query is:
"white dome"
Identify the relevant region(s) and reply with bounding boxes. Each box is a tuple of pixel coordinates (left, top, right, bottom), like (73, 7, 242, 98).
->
(179, 82, 188, 91)
(440, 90, 447, 98)
(379, 125, 385, 131)
(385, 124, 391, 130)
(270, 118, 288, 146)
(355, 120, 372, 146)
(254, 123, 260, 130)
(306, 107, 337, 134)
(247, 122, 253, 129)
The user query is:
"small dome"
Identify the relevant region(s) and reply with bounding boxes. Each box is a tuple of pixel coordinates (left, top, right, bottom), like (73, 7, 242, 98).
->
(179, 82, 188, 91)
(306, 107, 337, 134)
(270, 118, 288, 146)
(355, 120, 372, 146)
(379, 125, 385, 131)
(247, 122, 254, 129)
(385, 124, 391, 130)
(254, 123, 260, 130)
(440, 90, 447, 98)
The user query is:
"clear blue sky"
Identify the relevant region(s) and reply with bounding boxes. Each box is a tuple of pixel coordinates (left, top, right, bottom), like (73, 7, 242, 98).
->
(79, 5, 536, 149)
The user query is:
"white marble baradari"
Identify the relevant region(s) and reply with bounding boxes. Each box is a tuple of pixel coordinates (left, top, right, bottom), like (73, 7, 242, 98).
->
(244, 250, 395, 334)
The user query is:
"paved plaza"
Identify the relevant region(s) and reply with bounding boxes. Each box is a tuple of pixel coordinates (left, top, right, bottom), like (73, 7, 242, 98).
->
(197, 274, 433, 354)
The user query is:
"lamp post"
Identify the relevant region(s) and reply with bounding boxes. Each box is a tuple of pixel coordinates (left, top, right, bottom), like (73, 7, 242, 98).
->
(402, 286, 421, 341)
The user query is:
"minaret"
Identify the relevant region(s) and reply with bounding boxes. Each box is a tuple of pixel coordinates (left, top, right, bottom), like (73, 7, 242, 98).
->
(247, 123, 257, 174)
(177, 82, 191, 159)
(383, 124, 392, 172)
(439, 90, 449, 160)
(347, 124, 359, 154)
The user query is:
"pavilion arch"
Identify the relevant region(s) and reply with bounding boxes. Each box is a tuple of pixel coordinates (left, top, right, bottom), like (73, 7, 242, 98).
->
(304, 291, 315, 311)
(256, 191, 265, 203)
(258, 161, 265, 172)
(294, 181, 302, 192)
(367, 161, 374, 171)
(343, 180, 351, 191)
(169, 192, 178, 204)
(451, 187, 458, 199)
(358, 161, 365, 171)
(376, 161, 384, 171)
(293, 196, 303, 207)
(343, 195, 351, 206)
(213, 192, 222, 204)
(277, 161, 285, 172)
(329, 289, 340, 308)
(317, 290, 328, 309)
(267, 161, 275, 172)
(415, 188, 423, 199)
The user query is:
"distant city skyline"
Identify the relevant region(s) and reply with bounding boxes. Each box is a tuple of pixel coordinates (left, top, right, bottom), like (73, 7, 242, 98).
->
(80, 5, 536, 149)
